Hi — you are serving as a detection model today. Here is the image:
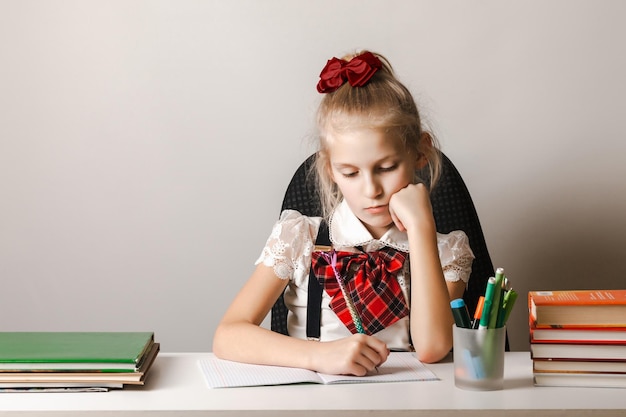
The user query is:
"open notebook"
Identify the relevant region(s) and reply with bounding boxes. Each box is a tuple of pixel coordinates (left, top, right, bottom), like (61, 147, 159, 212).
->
(199, 352, 439, 388)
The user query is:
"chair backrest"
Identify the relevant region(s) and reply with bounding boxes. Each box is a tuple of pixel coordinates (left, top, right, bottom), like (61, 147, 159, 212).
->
(270, 152, 502, 347)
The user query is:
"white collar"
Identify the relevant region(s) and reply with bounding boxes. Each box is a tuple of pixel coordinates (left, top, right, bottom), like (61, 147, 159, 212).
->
(328, 200, 410, 252)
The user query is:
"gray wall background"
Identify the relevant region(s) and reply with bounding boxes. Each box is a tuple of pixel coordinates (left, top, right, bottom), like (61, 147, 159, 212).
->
(2, 0, 625, 352)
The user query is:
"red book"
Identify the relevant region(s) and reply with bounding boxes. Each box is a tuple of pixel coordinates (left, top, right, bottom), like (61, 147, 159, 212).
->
(528, 289, 626, 328)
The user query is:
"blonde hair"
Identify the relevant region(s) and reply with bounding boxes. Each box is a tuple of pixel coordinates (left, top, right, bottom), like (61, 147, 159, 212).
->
(313, 50, 442, 220)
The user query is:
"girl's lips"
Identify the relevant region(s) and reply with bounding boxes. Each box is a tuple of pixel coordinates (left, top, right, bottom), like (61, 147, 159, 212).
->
(365, 205, 388, 214)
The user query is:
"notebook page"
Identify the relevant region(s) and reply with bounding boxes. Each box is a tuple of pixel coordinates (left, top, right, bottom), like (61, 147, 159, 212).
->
(317, 352, 439, 384)
(199, 352, 438, 388)
(199, 357, 322, 388)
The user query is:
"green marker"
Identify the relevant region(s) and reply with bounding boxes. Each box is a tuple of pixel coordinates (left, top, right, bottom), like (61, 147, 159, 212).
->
(500, 289, 518, 326)
(488, 268, 505, 329)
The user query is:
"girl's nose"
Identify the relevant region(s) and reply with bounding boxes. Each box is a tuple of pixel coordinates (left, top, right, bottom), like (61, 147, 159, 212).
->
(363, 175, 382, 199)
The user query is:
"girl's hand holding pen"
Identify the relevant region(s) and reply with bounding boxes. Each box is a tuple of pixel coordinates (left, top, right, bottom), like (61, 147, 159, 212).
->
(309, 334, 389, 376)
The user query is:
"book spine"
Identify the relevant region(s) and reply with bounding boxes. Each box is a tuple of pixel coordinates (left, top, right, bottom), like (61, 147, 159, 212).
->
(530, 338, 626, 345)
(529, 290, 626, 306)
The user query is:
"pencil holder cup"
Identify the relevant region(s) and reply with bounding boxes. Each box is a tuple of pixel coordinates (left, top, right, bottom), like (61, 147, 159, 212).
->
(453, 325, 506, 391)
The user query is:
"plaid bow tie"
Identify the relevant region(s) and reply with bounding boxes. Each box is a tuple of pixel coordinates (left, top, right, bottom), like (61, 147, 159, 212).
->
(311, 248, 409, 335)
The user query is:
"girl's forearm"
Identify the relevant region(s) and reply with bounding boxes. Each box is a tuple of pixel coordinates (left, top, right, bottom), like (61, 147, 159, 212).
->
(407, 225, 454, 363)
(213, 321, 317, 369)
(214, 321, 389, 376)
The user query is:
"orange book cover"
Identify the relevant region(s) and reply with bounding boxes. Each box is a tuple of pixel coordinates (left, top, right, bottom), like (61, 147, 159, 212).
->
(528, 290, 626, 328)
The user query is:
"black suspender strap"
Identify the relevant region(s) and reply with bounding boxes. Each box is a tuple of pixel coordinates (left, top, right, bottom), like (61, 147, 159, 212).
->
(306, 220, 330, 340)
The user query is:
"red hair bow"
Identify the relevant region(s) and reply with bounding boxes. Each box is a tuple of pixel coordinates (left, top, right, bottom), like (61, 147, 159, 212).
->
(316, 52, 383, 94)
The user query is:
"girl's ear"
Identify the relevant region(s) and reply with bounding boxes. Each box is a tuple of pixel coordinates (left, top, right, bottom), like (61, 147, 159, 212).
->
(415, 154, 428, 170)
(415, 132, 433, 170)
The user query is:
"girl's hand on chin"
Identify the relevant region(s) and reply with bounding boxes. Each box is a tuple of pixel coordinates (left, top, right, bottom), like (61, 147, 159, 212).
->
(388, 183, 434, 233)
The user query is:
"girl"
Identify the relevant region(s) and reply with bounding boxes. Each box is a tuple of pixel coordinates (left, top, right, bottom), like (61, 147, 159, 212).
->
(213, 50, 474, 376)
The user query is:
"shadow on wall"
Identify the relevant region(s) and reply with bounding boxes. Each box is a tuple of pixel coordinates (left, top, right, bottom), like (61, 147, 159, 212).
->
(499, 199, 626, 351)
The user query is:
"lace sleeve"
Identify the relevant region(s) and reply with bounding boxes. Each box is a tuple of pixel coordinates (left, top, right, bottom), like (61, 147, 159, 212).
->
(255, 210, 320, 281)
(437, 230, 475, 284)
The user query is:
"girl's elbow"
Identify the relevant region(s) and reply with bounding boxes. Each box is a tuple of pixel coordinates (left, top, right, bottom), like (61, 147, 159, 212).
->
(415, 341, 452, 364)
(212, 323, 230, 359)
(416, 350, 447, 364)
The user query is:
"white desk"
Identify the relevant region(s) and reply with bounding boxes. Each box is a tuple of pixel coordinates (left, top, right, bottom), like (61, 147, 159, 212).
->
(0, 352, 625, 416)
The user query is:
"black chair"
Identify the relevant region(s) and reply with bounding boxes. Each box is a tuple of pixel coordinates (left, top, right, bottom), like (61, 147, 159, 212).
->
(270, 152, 507, 349)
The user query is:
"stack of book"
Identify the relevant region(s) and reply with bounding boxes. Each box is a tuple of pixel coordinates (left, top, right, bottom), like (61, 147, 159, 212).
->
(0, 332, 159, 392)
(529, 289, 626, 388)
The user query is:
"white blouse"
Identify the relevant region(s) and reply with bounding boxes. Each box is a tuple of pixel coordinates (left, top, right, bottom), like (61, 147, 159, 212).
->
(256, 200, 475, 351)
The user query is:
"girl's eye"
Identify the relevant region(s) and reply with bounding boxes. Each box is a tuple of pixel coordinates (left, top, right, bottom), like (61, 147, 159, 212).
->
(379, 164, 397, 172)
(341, 171, 358, 178)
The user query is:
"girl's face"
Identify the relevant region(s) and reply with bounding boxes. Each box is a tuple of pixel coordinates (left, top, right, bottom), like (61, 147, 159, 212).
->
(326, 127, 417, 239)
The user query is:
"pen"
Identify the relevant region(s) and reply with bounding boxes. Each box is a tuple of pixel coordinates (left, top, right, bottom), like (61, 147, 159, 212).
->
(488, 268, 505, 329)
(472, 296, 485, 329)
(450, 298, 472, 329)
(479, 277, 497, 329)
(321, 251, 365, 334)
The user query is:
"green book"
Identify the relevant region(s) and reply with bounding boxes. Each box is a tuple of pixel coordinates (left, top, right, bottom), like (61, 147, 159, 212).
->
(0, 332, 154, 372)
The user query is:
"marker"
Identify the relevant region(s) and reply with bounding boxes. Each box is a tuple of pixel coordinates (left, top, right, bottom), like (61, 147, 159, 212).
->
(500, 288, 518, 326)
(472, 296, 485, 329)
(495, 267, 505, 281)
(488, 268, 505, 329)
(479, 277, 497, 329)
(451, 298, 472, 329)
